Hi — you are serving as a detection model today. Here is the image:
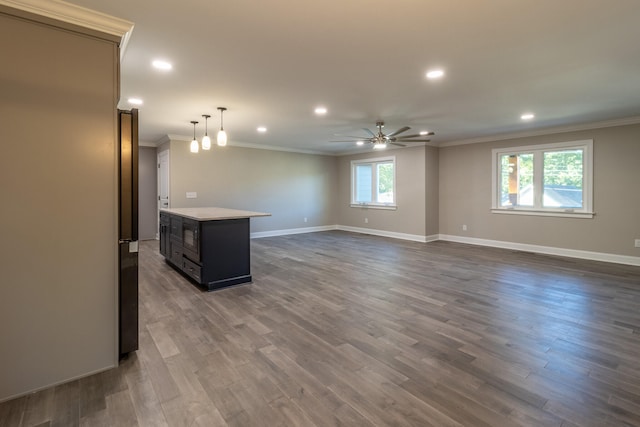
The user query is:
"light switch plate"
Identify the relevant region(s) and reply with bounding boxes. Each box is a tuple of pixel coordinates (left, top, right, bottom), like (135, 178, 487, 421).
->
(186, 192, 197, 199)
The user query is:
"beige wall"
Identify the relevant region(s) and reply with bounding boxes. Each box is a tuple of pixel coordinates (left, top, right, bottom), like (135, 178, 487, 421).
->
(335, 145, 434, 237)
(439, 124, 640, 257)
(167, 139, 338, 232)
(424, 145, 439, 236)
(139, 146, 158, 240)
(0, 13, 119, 400)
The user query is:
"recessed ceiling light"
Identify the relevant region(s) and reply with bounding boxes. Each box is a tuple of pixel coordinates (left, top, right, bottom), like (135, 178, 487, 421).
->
(152, 60, 172, 71)
(127, 97, 143, 105)
(521, 113, 535, 120)
(419, 131, 429, 135)
(426, 69, 444, 79)
(257, 126, 267, 133)
(356, 141, 364, 146)
(314, 106, 327, 115)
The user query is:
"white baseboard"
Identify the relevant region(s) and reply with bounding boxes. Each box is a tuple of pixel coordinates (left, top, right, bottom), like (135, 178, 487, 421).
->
(439, 234, 640, 267)
(250, 224, 436, 243)
(336, 225, 436, 243)
(251, 225, 337, 239)
(249, 226, 640, 266)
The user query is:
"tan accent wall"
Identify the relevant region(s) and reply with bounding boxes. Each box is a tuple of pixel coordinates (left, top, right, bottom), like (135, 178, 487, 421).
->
(167, 140, 338, 232)
(336, 145, 437, 237)
(439, 124, 640, 257)
(0, 13, 118, 400)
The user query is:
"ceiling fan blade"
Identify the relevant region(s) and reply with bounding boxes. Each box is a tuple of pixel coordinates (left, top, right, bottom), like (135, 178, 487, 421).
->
(329, 140, 366, 142)
(386, 126, 410, 138)
(395, 138, 431, 143)
(362, 128, 376, 137)
(395, 132, 435, 139)
(389, 142, 406, 147)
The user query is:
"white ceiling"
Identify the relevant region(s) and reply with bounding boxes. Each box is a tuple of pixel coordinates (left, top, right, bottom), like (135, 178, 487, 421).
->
(69, 0, 640, 154)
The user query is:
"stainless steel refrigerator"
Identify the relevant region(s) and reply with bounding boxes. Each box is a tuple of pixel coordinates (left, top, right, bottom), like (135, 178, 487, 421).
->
(118, 109, 139, 358)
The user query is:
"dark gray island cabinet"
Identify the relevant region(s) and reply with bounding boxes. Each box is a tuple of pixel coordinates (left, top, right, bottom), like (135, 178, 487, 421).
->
(159, 207, 270, 291)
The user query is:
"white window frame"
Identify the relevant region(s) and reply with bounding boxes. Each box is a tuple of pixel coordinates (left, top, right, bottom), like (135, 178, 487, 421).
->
(350, 156, 397, 210)
(491, 139, 594, 218)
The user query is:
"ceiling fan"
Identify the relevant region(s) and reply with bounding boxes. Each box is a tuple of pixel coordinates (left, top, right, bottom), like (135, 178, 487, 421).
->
(331, 121, 434, 149)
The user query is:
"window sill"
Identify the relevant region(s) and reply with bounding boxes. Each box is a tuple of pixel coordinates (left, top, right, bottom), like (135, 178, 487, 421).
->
(491, 208, 594, 219)
(350, 204, 397, 211)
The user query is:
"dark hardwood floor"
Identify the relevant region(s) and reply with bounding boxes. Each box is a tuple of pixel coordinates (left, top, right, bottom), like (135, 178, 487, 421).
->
(2, 231, 640, 426)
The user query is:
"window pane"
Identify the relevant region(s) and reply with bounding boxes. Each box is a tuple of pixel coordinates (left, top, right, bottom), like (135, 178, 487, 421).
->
(500, 153, 533, 207)
(543, 149, 583, 208)
(355, 164, 372, 203)
(376, 162, 394, 203)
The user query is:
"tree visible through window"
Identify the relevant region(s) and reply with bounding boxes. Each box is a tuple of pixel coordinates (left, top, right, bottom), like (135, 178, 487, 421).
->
(543, 149, 583, 208)
(492, 140, 593, 217)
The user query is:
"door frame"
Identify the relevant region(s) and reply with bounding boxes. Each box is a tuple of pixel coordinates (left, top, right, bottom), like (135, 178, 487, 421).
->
(157, 149, 170, 239)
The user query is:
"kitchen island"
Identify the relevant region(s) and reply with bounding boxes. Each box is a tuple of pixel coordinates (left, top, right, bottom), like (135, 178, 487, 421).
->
(159, 207, 270, 291)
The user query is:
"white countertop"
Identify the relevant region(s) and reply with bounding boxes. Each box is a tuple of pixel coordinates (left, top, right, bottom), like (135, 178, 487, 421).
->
(160, 207, 271, 221)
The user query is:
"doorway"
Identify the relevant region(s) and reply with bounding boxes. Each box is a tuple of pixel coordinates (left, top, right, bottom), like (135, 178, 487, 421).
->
(157, 150, 170, 232)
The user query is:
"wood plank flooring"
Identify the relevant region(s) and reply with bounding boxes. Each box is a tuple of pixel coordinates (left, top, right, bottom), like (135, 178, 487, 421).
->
(2, 231, 640, 426)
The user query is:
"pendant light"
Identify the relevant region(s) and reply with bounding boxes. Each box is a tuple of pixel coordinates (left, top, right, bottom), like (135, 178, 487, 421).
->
(190, 120, 199, 153)
(217, 107, 227, 147)
(201, 114, 211, 150)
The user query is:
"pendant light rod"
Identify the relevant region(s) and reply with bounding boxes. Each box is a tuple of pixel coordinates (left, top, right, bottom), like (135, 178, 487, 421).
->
(201, 114, 211, 150)
(217, 107, 228, 147)
(190, 120, 199, 153)
(217, 107, 227, 130)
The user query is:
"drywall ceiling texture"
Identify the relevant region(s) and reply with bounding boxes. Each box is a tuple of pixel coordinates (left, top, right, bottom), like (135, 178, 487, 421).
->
(438, 123, 640, 257)
(167, 140, 338, 232)
(0, 13, 119, 400)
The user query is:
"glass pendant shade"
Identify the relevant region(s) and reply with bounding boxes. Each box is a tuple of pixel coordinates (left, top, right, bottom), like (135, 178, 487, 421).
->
(201, 114, 211, 150)
(202, 135, 211, 150)
(189, 120, 199, 153)
(217, 107, 227, 146)
(217, 130, 227, 146)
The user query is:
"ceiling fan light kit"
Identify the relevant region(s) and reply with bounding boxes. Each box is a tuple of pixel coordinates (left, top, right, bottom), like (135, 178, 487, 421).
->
(330, 120, 434, 149)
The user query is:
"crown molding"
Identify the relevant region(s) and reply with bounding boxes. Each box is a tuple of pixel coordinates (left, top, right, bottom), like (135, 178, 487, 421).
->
(439, 115, 640, 148)
(162, 134, 332, 156)
(228, 141, 330, 156)
(0, 0, 134, 59)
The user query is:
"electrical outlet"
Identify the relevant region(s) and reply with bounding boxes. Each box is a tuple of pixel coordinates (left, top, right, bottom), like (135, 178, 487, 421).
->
(635, 239, 640, 248)
(364, 218, 368, 224)
(186, 191, 197, 199)
(304, 217, 308, 223)
(462, 224, 467, 231)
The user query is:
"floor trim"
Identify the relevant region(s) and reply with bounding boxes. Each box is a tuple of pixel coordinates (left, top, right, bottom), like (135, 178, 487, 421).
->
(439, 234, 640, 266)
(251, 225, 337, 239)
(251, 225, 640, 266)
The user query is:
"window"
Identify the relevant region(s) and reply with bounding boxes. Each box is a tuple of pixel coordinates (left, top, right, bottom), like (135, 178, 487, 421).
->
(491, 140, 593, 218)
(351, 156, 396, 209)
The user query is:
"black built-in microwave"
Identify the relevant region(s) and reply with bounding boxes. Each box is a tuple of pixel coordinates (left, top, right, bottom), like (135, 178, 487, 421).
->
(182, 218, 200, 261)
